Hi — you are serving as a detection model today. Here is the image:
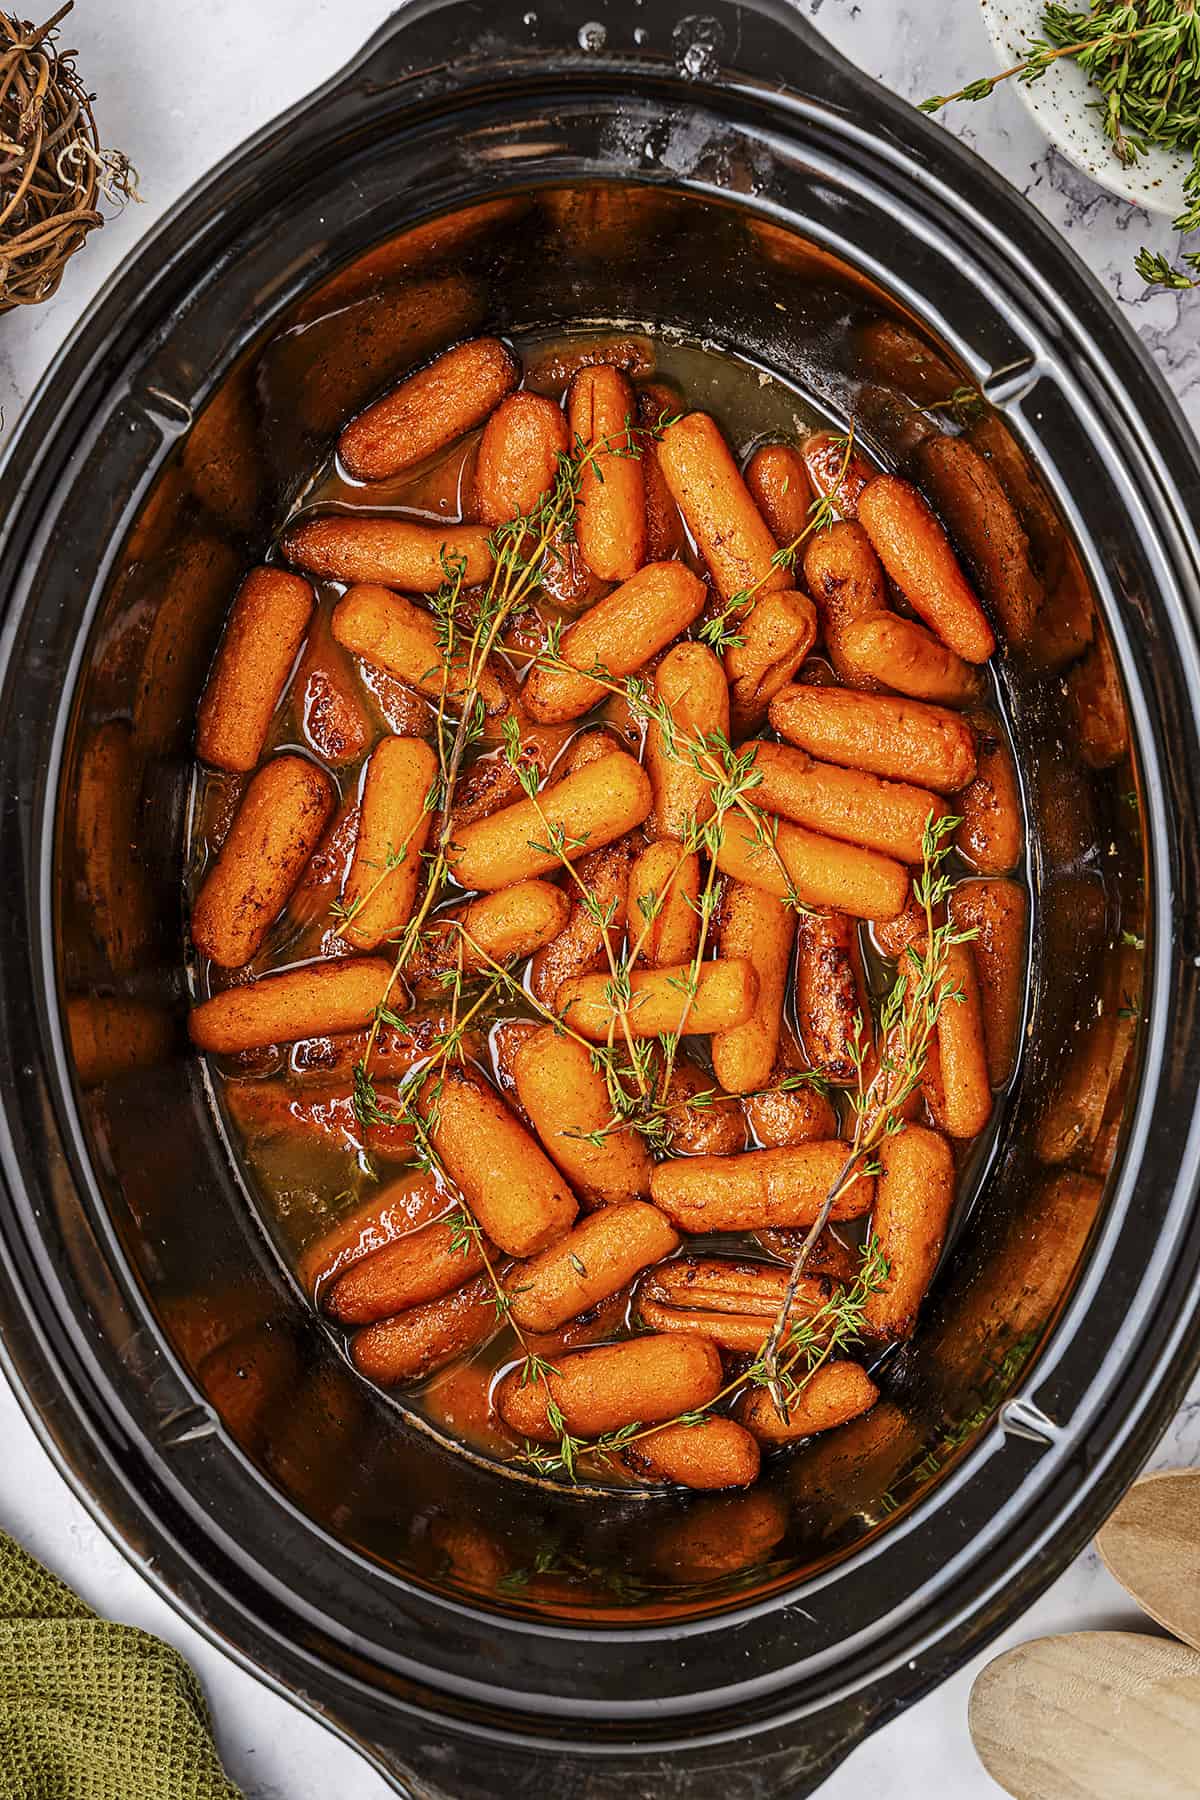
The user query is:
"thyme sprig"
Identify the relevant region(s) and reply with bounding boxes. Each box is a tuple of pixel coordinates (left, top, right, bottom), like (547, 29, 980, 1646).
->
(922, 3, 1200, 290)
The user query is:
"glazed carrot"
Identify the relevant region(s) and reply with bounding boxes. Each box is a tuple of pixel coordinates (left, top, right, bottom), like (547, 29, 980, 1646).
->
(793, 910, 872, 1086)
(196, 567, 315, 773)
(646, 642, 730, 840)
(802, 431, 875, 520)
(636, 384, 686, 560)
(331, 585, 508, 718)
(659, 1059, 746, 1155)
(635, 1256, 838, 1353)
(191, 757, 334, 968)
(714, 811, 909, 921)
(569, 365, 646, 580)
(1068, 629, 1129, 770)
(624, 1417, 760, 1490)
(528, 839, 631, 1008)
(628, 840, 700, 967)
(289, 1008, 466, 1081)
(189, 957, 393, 1054)
(408, 880, 570, 980)
(282, 516, 494, 590)
(926, 940, 992, 1138)
(522, 561, 706, 723)
(340, 737, 437, 951)
(916, 433, 1042, 652)
(870, 887, 937, 960)
(742, 1038, 838, 1148)
(448, 750, 651, 891)
(745, 740, 948, 865)
(351, 1276, 501, 1386)
(297, 1173, 446, 1294)
(561, 958, 758, 1042)
(769, 685, 977, 794)
(495, 1334, 723, 1442)
(471, 391, 568, 524)
(293, 608, 377, 766)
(504, 1201, 679, 1331)
(857, 475, 995, 663)
(955, 712, 1023, 874)
(528, 335, 656, 391)
(739, 1362, 878, 1443)
(226, 1077, 416, 1163)
(657, 412, 786, 603)
(338, 336, 519, 482)
(950, 879, 1027, 1086)
(839, 612, 982, 708)
(424, 1064, 577, 1257)
(802, 520, 888, 687)
(863, 1125, 955, 1338)
(745, 443, 812, 545)
(712, 881, 793, 1094)
(724, 589, 817, 738)
(327, 1215, 489, 1325)
(650, 1141, 874, 1232)
(513, 1026, 653, 1206)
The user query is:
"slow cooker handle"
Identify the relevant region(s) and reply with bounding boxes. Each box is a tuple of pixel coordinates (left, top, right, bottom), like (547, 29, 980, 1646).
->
(336, 0, 880, 119)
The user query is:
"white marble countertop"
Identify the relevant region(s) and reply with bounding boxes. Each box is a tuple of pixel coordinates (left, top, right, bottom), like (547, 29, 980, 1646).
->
(2, 4, 1197, 1797)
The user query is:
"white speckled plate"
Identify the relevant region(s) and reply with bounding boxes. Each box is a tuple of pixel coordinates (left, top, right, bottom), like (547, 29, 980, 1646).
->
(980, 0, 1190, 217)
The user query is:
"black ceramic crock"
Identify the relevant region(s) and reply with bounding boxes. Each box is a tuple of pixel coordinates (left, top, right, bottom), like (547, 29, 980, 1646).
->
(2, 2, 1200, 1793)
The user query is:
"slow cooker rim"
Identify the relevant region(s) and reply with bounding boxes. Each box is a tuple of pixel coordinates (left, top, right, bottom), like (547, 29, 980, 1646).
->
(0, 0, 1199, 1778)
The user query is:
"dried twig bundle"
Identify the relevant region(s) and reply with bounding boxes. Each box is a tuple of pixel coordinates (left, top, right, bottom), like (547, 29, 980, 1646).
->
(0, 2, 139, 313)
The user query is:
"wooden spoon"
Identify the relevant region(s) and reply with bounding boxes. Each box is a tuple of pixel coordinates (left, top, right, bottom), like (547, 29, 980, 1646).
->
(969, 1631, 1200, 1799)
(1096, 1468, 1200, 1653)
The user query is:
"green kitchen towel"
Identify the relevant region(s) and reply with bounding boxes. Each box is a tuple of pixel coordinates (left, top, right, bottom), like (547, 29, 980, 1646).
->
(0, 1530, 242, 1799)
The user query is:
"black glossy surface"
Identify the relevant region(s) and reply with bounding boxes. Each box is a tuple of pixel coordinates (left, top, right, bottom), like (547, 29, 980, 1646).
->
(0, 2, 1198, 1795)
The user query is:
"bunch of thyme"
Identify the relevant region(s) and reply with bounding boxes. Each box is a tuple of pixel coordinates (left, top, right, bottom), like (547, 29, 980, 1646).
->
(922, 3, 1200, 290)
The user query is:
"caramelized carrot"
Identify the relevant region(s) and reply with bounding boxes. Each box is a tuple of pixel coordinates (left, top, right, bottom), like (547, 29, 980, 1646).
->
(332, 585, 508, 719)
(739, 1362, 878, 1442)
(495, 1334, 723, 1442)
(471, 391, 568, 524)
(196, 567, 314, 773)
(624, 1418, 760, 1490)
(297, 1173, 446, 1294)
(191, 757, 334, 968)
(650, 1142, 874, 1232)
(949, 879, 1027, 1086)
(926, 940, 992, 1138)
(283, 516, 494, 590)
(189, 957, 393, 1054)
(425, 1064, 577, 1257)
(628, 841, 700, 968)
(635, 1256, 838, 1353)
(351, 1276, 501, 1386)
(916, 433, 1042, 651)
(839, 612, 982, 708)
(714, 810, 909, 921)
(407, 880, 570, 980)
(339, 336, 519, 482)
(293, 608, 376, 766)
(802, 520, 888, 687)
(522, 561, 705, 723)
(712, 881, 793, 1094)
(513, 1026, 653, 1206)
(802, 430, 875, 519)
(504, 1201, 679, 1331)
(793, 911, 872, 1086)
(769, 684, 977, 793)
(569, 365, 646, 580)
(448, 750, 651, 890)
(636, 383, 686, 559)
(724, 589, 817, 738)
(528, 839, 631, 1008)
(745, 443, 811, 544)
(327, 1215, 489, 1325)
(955, 712, 1023, 873)
(340, 737, 437, 951)
(646, 642, 730, 840)
(742, 1033, 839, 1148)
(857, 475, 995, 663)
(561, 958, 758, 1041)
(658, 412, 786, 602)
(863, 1125, 955, 1338)
(746, 740, 948, 865)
